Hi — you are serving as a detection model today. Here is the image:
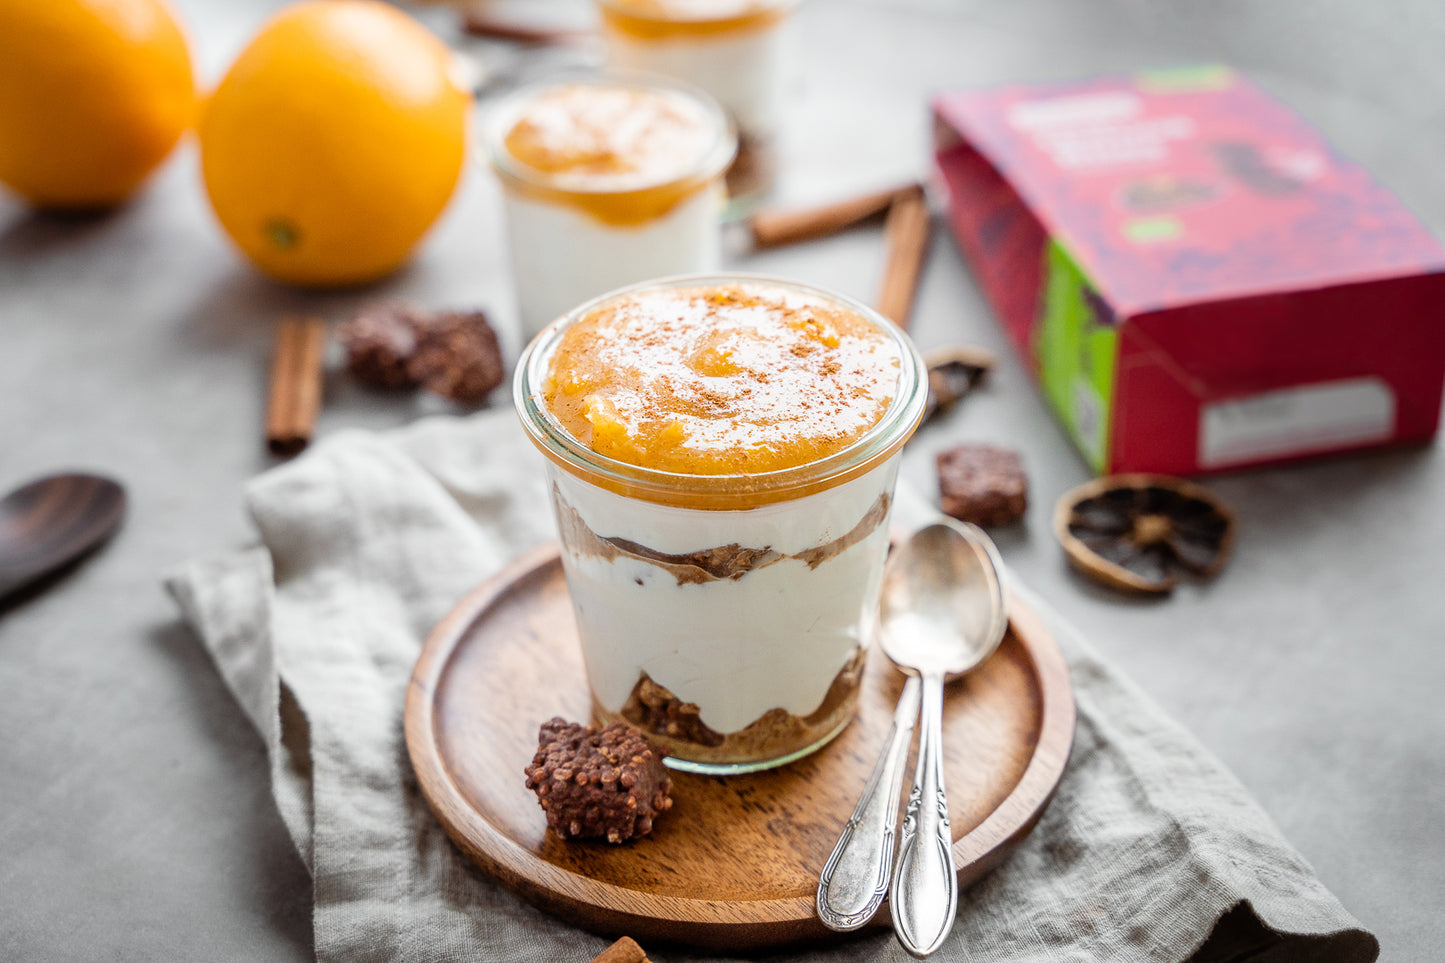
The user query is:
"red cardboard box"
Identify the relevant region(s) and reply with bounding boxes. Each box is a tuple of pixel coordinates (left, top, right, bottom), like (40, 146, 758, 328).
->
(932, 66, 1445, 474)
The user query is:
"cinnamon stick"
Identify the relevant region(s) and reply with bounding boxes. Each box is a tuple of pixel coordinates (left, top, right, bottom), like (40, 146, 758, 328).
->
(749, 182, 919, 249)
(589, 935, 649, 963)
(876, 184, 932, 330)
(265, 316, 326, 456)
(461, 10, 590, 45)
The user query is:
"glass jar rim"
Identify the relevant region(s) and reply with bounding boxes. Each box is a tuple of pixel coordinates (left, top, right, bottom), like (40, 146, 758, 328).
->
(480, 71, 737, 198)
(513, 273, 928, 509)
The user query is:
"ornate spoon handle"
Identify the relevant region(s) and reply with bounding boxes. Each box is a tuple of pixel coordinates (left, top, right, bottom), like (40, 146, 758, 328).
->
(890, 669, 957, 958)
(816, 675, 922, 931)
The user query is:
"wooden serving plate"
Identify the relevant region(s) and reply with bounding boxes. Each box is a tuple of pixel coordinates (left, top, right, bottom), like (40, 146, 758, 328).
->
(405, 543, 1075, 952)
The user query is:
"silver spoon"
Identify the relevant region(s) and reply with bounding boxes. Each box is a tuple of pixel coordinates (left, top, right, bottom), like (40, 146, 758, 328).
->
(0, 473, 126, 603)
(815, 672, 922, 931)
(883, 520, 1006, 958)
(815, 519, 1006, 941)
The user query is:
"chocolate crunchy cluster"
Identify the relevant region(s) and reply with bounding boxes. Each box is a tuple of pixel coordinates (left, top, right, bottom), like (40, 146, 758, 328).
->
(407, 310, 506, 406)
(725, 130, 777, 202)
(524, 718, 673, 844)
(338, 304, 420, 390)
(937, 443, 1029, 527)
(338, 303, 504, 404)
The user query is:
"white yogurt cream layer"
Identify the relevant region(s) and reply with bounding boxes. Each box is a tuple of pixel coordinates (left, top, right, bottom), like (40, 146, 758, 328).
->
(503, 183, 722, 336)
(549, 458, 899, 735)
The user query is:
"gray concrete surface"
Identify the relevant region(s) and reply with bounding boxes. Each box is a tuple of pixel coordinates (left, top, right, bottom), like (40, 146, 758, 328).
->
(1, 0, 1442, 959)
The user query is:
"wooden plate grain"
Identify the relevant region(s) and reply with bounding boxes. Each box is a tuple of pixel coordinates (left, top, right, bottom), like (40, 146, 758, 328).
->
(405, 543, 1075, 952)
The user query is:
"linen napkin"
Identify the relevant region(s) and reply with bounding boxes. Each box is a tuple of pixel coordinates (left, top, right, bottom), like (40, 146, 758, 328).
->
(165, 411, 1378, 963)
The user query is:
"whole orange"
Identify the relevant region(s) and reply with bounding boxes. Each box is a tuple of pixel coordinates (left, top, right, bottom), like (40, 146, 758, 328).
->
(199, 0, 471, 287)
(0, 0, 195, 209)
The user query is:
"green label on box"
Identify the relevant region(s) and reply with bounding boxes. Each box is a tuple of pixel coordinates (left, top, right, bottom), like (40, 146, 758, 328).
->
(1035, 240, 1119, 473)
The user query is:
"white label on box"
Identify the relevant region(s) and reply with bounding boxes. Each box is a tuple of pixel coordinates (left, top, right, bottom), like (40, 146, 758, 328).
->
(1199, 378, 1396, 469)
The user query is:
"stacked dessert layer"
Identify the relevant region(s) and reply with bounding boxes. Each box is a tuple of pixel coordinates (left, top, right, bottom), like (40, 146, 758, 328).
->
(523, 280, 921, 769)
(486, 81, 734, 334)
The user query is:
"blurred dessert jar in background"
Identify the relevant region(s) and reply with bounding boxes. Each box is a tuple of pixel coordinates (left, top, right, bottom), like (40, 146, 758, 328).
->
(595, 0, 799, 213)
(515, 277, 928, 773)
(482, 76, 735, 337)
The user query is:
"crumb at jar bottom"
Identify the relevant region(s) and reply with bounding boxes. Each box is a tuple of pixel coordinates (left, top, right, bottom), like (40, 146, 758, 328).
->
(594, 649, 867, 772)
(723, 130, 778, 217)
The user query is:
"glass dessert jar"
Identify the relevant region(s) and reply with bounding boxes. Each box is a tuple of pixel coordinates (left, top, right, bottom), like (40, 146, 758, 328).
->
(594, 0, 799, 214)
(481, 74, 736, 338)
(514, 275, 928, 773)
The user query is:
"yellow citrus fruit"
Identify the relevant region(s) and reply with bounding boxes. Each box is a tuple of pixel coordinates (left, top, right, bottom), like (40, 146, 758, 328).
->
(0, 0, 195, 209)
(199, 0, 471, 287)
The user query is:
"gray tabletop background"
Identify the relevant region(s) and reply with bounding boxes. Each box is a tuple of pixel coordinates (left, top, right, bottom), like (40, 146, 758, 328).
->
(2, 0, 1442, 959)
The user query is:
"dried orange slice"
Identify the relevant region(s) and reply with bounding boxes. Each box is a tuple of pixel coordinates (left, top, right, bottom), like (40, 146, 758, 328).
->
(1054, 474, 1234, 593)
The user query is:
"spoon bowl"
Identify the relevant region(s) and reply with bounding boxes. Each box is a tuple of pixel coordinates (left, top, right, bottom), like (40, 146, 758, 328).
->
(878, 520, 1007, 679)
(0, 473, 127, 602)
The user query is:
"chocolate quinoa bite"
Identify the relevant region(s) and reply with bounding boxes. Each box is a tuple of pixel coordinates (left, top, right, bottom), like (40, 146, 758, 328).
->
(408, 309, 505, 405)
(937, 443, 1029, 527)
(524, 718, 673, 844)
(338, 303, 423, 390)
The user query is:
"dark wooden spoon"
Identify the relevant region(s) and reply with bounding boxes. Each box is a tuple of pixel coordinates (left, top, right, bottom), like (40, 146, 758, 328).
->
(0, 473, 127, 602)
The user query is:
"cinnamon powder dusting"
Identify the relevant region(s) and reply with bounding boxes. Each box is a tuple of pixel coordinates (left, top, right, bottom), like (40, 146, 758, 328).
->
(543, 284, 899, 474)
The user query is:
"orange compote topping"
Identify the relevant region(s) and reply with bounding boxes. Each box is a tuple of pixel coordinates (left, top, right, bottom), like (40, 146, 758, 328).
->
(599, 0, 791, 38)
(543, 284, 899, 475)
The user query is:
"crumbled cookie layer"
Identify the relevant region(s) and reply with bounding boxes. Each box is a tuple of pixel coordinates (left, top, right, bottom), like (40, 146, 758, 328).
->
(555, 488, 889, 585)
(604, 647, 866, 766)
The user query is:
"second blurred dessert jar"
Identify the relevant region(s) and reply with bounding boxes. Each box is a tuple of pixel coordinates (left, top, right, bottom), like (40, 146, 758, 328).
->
(595, 0, 799, 212)
(482, 75, 735, 337)
(515, 275, 928, 773)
